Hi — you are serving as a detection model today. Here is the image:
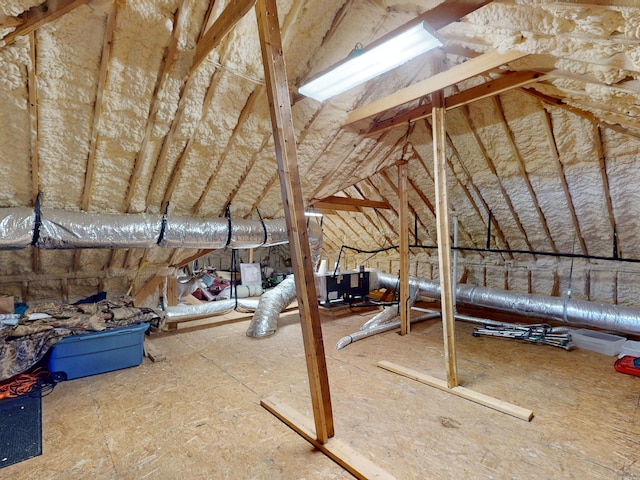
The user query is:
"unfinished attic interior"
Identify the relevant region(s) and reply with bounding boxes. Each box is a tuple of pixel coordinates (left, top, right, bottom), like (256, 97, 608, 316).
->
(2, 0, 640, 477)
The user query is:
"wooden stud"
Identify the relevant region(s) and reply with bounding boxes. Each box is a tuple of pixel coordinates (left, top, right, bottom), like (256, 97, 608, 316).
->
(27, 32, 41, 275)
(593, 123, 619, 256)
(378, 361, 533, 422)
(551, 271, 560, 297)
(166, 276, 178, 306)
(256, 0, 334, 443)
(585, 269, 591, 301)
(433, 84, 458, 388)
(527, 269, 532, 294)
(398, 162, 410, 335)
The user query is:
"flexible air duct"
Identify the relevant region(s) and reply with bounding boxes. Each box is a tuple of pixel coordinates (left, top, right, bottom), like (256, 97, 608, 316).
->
(0, 207, 35, 248)
(165, 298, 260, 319)
(246, 275, 297, 337)
(374, 271, 640, 336)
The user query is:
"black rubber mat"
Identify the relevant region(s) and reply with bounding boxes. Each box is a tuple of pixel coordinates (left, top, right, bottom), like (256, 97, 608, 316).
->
(0, 393, 42, 469)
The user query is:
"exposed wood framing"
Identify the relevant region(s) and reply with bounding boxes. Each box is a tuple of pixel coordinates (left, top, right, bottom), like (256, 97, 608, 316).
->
(124, 1, 190, 213)
(261, 396, 395, 480)
(256, 0, 334, 444)
(134, 275, 164, 307)
(193, 85, 265, 214)
(359, 71, 545, 136)
(378, 361, 534, 421)
(541, 109, 588, 256)
(459, 105, 535, 253)
(432, 93, 458, 388)
(345, 50, 528, 127)
(492, 96, 557, 253)
(351, 185, 396, 246)
(191, 0, 257, 74)
(398, 162, 410, 335)
(1, 0, 88, 47)
(312, 195, 390, 212)
(593, 123, 619, 256)
(379, 170, 428, 243)
(75, 4, 116, 271)
(27, 31, 40, 274)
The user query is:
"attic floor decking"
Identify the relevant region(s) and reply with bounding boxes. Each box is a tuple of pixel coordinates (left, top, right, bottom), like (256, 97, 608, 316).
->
(3, 309, 640, 479)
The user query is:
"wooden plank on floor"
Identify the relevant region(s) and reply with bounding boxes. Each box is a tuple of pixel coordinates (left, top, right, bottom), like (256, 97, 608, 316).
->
(261, 396, 396, 480)
(378, 360, 534, 422)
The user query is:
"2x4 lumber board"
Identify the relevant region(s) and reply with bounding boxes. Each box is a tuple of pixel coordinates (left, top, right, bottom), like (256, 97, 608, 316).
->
(134, 275, 164, 306)
(2, 0, 87, 47)
(314, 195, 390, 210)
(261, 396, 396, 480)
(27, 32, 40, 274)
(433, 98, 459, 388)
(256, 0, 334, 444)
(377, 361, 534, 422)
(166, 276, 178, 306)
(398, 162, 410, 335)
(191, 0, 257, 74)
(362, 71, 545, 136)
(345, 50, 528, 127)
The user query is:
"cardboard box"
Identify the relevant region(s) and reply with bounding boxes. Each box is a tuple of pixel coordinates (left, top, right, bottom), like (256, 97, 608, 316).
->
(0, 295, 14, 314)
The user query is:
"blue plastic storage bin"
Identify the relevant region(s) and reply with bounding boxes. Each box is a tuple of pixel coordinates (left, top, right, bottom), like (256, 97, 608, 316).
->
(48, 322, 149, 380)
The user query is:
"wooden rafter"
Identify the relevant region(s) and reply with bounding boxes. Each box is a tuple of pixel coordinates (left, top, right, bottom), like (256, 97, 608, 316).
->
(1, 0, 87, 47)
(345, 49, 528, 127)
(458, 106, 535, 253)
(27, 31, 40, 274)
(379, 170, 428, 243)
(124, 1, 190, 213)
(365, 178, 404, 244)
(75, 4, 117, 271)
(222, 131, 271, 216)
(593, 123, 619, 256)
(492, 96, 557, 253)
(541, 109, 588, 256)
(344, 187, 395, 246)
(192, 85, 265, 214)
(359, 71, 545, 136)
(190, 0, 256, 75)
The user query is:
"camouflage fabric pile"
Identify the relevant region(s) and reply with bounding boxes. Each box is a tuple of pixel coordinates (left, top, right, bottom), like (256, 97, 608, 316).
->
(0, 296, 164, 381)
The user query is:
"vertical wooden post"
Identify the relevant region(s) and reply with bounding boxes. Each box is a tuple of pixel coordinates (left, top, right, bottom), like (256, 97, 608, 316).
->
(166, 276, 178, 306)
(256, 0, 334, 443)
(433, 89, 458, 388)
(399, 161, 410, 335)
(248, 248, 254, 264)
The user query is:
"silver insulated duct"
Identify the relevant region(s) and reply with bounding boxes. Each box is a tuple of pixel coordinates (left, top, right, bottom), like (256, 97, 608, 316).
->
(374, 271, 640, 336)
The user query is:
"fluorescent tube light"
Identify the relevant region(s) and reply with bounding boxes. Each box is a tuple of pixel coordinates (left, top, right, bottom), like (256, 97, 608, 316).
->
(298, 21, 442, 102)
(304, 211, 324, 217)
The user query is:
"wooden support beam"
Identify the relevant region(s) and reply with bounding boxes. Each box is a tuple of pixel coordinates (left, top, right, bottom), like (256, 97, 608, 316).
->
(345, 50, 528, 127)
(378, 361, 534, 422)
(256, 0, 334, 444)
(191, 0, 257, 74)
(1, 0, 88, 47)
(134, 275, 165, 306)
(312, 195, 390, 211)
(433, 95, 458, 388)
(360, 71, 545, 136)
(261, 396, 395, 480)
(166, 276, 178, 306)
(541, 108, 588, 256)
(398, 162, 410, 335)
(27, 32, 40, 275)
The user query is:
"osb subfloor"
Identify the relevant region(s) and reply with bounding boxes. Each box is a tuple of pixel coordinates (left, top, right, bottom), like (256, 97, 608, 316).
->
(3, 308, 640, 479)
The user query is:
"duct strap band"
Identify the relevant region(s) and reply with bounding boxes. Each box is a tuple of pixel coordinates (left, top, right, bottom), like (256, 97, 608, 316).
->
(31, 193, 42, 246)
(257, 209, 268, 246)
(224, 203, 232, 247)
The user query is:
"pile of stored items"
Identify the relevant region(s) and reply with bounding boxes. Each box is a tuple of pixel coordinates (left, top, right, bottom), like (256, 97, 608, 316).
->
(0, 296, 163, 381)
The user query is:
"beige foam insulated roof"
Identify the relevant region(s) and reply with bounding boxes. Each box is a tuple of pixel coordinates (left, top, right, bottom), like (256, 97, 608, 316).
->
(0, 0, 639, 305)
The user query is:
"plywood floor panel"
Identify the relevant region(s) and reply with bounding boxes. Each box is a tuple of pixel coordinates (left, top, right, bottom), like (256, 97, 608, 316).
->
(2, 309, 639, 479)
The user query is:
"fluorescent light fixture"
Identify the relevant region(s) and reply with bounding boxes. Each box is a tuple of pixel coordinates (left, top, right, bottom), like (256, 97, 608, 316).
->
(298, 21, 442, 102)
